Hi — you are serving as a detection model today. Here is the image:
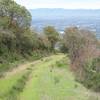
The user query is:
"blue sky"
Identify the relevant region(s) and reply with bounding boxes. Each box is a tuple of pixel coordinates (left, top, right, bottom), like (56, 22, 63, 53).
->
(15, 0, 100, 9)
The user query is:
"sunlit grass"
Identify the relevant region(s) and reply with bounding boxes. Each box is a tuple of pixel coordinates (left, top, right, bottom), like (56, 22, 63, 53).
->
(0, 54, 99, 100)
(20, 54, 99, 100)
(0, 72, 24, 99)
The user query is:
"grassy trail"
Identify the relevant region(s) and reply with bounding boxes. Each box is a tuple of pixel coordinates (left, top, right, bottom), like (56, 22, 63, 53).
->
(19, 54, 99, 100)
(0, 54, 99, 100)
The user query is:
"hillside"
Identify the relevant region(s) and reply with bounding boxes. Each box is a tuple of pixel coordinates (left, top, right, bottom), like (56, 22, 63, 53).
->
(30, 9, 100, 38)
(0, 0, 100, 100)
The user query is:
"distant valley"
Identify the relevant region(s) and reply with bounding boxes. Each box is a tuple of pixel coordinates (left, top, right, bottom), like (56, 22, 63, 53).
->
(30, 9, 100, 38)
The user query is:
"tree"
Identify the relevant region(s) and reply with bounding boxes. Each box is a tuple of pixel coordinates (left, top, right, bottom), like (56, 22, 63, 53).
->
(63, 27, 82, 63)
(0, 0, 32, 29)
(63, 27, 100, 91)
(38, 34, 51, 51)
(43, 26, 59, 50)
(0, 0, 33, 56)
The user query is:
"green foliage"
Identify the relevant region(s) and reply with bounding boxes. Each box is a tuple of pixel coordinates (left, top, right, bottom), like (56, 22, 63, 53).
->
(0, 0, 56, 73)
(60, 41, 69, 53)
(0, 0, 31, 29)
(82, 57, 100, 92)
(0, 0, 32, 57)
(43, 26, 59, 50)
(56, 58, 67, 68)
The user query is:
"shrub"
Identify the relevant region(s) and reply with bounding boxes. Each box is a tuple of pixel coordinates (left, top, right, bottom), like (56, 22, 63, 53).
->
(63, 27, 100, 92)
(82, 57, 100, 92)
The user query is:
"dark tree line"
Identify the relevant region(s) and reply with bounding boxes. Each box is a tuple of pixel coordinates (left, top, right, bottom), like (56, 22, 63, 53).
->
(0, 0, 59, 73)
(0, 0, 59, 56)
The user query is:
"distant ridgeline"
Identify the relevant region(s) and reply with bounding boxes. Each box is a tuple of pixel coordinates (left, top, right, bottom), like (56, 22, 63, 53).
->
(30, 9, 100, 39)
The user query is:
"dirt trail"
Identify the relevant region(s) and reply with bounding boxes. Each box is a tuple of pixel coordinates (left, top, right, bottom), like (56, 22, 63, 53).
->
(3, 55, 53, 78)
(4, 60, 41, 78)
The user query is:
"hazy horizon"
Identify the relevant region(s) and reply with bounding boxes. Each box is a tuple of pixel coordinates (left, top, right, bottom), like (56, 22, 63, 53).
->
(15, 0, 100, 9)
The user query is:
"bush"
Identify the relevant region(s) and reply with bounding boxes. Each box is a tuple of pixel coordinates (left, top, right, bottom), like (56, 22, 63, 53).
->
(56, 58, 67, 68)
(82, 57, 100, 92)
(63, 27, 100, 92)
(0, 0, 55, 74)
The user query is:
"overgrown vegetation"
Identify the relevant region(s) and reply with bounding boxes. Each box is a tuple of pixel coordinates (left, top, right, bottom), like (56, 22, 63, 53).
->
(0, 0, 59, 74)
(62, 27, 100, 92)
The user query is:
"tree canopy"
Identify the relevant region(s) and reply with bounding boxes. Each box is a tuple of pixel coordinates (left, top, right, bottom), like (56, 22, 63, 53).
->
(0, 0, 32, 29)
(43, 26, 59, 49)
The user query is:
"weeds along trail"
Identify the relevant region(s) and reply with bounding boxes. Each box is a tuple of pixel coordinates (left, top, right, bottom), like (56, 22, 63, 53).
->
(4, 60, 41, 78)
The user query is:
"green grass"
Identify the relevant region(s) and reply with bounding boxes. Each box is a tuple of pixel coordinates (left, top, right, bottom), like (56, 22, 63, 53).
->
(0, 54, 99, 100)
(0, 72, 24, 99)
(19, 54, 99, 100)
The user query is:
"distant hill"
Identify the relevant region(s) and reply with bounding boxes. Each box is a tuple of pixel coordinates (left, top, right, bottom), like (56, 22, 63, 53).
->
(29, 8, 100, 19)
(29, 9, 100, 38)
